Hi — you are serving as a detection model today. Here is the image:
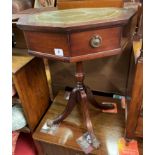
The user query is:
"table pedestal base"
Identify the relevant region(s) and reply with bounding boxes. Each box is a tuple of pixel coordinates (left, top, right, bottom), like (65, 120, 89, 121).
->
(52, 62, 114, 143)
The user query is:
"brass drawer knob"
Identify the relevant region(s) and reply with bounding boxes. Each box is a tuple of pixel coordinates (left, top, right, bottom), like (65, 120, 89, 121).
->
(90, 35, 102, 48)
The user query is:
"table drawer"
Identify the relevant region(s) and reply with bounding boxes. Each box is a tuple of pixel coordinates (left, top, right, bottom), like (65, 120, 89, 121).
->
(70, 27, 122, 57)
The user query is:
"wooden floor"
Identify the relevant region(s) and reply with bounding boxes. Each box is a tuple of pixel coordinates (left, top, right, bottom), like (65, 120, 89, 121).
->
(33, 91, 142, 155)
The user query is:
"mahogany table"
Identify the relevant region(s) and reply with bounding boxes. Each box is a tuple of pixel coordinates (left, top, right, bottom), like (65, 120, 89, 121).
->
(17, 7, 136, 147)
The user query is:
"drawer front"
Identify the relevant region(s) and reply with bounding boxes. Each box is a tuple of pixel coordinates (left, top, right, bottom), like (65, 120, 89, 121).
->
(24, 31, 70, 57)
(70, 27, 122, 57)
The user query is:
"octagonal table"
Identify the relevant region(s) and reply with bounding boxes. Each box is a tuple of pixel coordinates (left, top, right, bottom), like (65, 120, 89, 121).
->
(17, 7, 136, 148)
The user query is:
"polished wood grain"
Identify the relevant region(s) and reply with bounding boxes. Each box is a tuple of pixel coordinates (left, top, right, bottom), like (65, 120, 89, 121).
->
(46, 61, 115, 145)
(15, 4, 140, 152)
(70, 48, 122, 62)
(13, 56, 51, 131)
(33, 91, 125, 155)
(57, 0, 123, 10)
(49, 2, 136, 96)
(43, 58, 54, 101)
(17, 8, 136, 62)
(12, 55, 34, 73)
(39, 141, 87, 155)
(12, 7, 57, 49)
(52, 87, 78, 124)
(125, 55, 143, 139)
(23, 26, 124, 62)
(24, 31, 70, 56)
(135, 115, 143, 137)
(125, 9, 143, 139)
(29, 48, 122, 63)
(70, 27, 121, 56)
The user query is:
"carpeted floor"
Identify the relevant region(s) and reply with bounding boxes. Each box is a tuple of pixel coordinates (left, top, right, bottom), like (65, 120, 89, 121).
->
(14, 133, 37, 155)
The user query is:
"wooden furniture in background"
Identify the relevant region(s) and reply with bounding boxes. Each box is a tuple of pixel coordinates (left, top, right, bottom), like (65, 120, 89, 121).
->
(125, 9, 143, 139)
(12, 4, 54, 154)
(57, 0, 123, 10)
(33, 91, 126, 155)
(125, 53, 143, 139)
(12, 53, 50, 132)
(125, 41, 143, 139)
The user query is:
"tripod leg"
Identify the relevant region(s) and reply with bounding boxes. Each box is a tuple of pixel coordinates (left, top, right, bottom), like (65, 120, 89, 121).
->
(85, 86, 114, 110)
(79, 89, 95, 143)
(52, 88, 78, 125)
